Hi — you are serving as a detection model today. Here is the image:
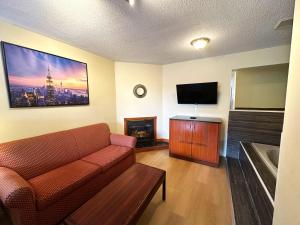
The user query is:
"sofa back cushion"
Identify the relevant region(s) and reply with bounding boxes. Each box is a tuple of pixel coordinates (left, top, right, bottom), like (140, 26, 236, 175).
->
(0, 131, 80, 180)
(70, 123, 111, 158)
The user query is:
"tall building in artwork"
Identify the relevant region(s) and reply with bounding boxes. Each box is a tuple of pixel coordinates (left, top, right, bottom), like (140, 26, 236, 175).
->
(45, 66, 55, 105)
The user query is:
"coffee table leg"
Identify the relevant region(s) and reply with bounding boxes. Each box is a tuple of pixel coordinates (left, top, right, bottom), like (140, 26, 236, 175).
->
(162, 176, 166, 201)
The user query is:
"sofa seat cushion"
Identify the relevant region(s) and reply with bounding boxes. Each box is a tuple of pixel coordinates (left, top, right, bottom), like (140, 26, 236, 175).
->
(29, 160, 101, 210)
(82, 145, 133, 171)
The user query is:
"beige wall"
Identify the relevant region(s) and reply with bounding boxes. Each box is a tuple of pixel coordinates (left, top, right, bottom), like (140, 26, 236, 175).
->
(235, 64, 289, 109)
(0, 21, 116, 143)
(115, 62, 163, 137)
(273, 1, 300, 225)
(162, 46, 290, 155)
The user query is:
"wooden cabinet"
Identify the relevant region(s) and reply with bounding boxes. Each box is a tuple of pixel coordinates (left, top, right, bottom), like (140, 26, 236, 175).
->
(169, 117, 221, 167)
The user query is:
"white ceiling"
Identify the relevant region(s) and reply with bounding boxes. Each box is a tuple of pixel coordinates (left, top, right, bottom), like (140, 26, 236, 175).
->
(0, 0, 295, 64)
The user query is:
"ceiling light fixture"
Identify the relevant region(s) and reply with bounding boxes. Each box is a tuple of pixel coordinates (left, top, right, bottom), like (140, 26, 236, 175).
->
(191, 37, 210, 49)
(127, 0, 135, 6)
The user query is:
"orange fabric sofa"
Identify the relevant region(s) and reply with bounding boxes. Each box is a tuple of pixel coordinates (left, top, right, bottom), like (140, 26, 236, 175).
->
(0, 123, 137, 225)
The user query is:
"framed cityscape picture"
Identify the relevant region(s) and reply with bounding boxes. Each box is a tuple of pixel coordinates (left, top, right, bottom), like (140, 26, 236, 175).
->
(1, 42, 89, 108)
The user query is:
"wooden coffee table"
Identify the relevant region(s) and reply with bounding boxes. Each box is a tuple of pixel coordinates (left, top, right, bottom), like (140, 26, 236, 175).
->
(64, 163, 166, 225)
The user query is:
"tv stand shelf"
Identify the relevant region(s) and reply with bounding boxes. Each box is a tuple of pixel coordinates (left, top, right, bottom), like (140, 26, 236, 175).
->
(169, 116, 222, 167)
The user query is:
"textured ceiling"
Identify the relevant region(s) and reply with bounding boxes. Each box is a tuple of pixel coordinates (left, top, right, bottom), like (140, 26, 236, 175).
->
(0, 0, 295, 64)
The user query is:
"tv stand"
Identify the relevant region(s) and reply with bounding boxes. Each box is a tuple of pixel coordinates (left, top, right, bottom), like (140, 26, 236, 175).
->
(169, 116, 222, 167)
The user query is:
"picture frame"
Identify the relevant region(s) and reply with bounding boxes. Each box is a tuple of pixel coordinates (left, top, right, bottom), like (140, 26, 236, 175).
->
(1, 41, 90, 108)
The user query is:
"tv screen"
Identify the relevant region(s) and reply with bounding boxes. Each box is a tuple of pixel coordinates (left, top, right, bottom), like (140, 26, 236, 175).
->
(176, 82, 218, 104)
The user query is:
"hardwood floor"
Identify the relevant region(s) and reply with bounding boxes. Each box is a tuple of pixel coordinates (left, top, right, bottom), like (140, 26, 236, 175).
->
(136, 150, 233, 225)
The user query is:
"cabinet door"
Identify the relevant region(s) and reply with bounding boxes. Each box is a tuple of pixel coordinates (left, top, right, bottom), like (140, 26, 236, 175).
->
(191, 122, 220, 165)
(169, 120, 192, 158)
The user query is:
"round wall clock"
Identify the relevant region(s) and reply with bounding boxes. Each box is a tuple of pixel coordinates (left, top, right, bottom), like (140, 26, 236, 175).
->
(133, 84, 147, 98)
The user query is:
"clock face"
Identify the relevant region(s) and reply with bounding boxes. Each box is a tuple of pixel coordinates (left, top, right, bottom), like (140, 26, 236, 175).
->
(133, 84, 147, 98)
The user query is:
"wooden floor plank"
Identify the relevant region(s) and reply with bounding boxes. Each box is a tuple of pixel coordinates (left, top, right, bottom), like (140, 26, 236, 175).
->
(136, 150, 233, 225)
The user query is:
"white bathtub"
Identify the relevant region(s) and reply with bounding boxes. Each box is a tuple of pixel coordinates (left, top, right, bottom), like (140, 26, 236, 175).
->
(251, 143, 280, 178)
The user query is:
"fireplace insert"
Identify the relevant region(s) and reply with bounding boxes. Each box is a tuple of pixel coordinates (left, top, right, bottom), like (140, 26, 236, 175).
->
(125, 118, 156, 148)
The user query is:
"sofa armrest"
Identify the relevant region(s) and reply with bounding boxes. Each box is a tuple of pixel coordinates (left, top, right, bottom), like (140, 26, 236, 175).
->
(0, 167, 35, 209)
(110, 133, 137, 148)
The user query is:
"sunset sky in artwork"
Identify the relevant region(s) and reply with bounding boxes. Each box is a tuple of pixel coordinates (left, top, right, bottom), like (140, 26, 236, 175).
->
(3, 43, 88, 90)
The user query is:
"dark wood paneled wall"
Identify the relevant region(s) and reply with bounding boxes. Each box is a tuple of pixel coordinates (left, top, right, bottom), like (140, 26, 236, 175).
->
(227, 146, 274, 225)
(239, 145, 274, 225)
(227, 111, 284, 158)
(242, 142, 276, 199)
(227, 158, 260, 225)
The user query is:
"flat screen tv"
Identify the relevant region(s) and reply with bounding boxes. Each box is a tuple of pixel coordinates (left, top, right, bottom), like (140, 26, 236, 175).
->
(176, 82, 218, 104)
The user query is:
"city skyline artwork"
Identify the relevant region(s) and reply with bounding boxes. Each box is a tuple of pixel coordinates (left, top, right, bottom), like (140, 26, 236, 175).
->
(1, 42, 89, 108)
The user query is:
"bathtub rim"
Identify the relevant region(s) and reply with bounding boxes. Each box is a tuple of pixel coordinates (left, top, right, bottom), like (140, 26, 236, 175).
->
(251, 142, 279, 178)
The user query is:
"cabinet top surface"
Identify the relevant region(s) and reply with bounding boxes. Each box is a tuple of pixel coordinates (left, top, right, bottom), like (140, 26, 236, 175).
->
(170, 115, 222, 123)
